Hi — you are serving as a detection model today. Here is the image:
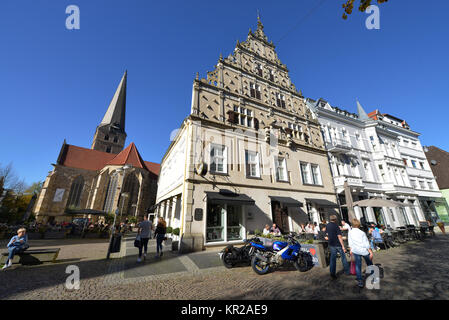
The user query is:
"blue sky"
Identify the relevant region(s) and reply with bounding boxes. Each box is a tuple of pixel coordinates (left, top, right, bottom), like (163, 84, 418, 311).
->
(1, 0, 448, 185)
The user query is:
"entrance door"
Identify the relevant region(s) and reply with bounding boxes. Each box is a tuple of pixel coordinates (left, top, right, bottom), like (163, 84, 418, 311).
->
(271, 201, 290, 233)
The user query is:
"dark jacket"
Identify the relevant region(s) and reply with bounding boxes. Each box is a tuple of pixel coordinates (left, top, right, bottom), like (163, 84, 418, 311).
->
(154, 223, 166, 236)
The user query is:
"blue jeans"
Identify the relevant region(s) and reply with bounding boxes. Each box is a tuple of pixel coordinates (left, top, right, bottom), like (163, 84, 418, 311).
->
(138, 238, 150, 258)
(353, 253, 373, 282)
(156, 234, 164, 254)
(7, 247, 21, 263)
(329, 246, 350, 276)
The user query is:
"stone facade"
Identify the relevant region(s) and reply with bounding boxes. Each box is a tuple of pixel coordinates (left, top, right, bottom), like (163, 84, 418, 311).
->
(156, 18, 339, 252)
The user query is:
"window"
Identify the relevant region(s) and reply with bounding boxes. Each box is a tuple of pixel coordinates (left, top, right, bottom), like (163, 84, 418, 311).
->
(411, 160, 417, 168)
(276, 93, 286, 108)
(106, 146, 111, 153)
(419, 180, 426, 189)
(427, 181, 434, 190)
(210, 144, 227, 174)
(113, 136, 118, 143)
(103, 174, 118, 213)
(419, 162, 425, 170)
(250, 83, 261, 100)
(233, 106, 254, 128)
(245, 150, 260, 178)
(410, 179, 417, 189)
(403, 158, 408, 166)
(206, 203, 243, 243)
(311, 164, 322, 185)
(104, 135, 109, 141)
(269, 69, 274, 82)
(364, 162, 373, 181)
(255, 63, 263, 77)
(66, 176, 84, 209)
(300, 162, 310, 184)
(275, 157, 288, 182)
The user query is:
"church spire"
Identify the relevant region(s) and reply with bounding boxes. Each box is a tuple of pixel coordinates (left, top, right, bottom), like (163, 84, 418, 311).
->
(100, 70, 127, 132)
(91, 71, 128, 154)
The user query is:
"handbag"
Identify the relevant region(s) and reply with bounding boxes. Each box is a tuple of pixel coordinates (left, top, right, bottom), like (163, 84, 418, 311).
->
(134, 234, 141, 248)
(350, 260, 356, 275)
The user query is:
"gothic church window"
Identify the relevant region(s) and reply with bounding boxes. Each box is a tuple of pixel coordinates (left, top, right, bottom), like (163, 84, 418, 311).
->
(66, 176, 84, 209)
(103, 174, 118, 213)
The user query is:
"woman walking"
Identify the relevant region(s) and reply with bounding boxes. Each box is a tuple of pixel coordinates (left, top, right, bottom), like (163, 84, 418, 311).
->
(348, 219, 373, 288)
(3, 228, 28, 270)
(154, 217, 166, 258)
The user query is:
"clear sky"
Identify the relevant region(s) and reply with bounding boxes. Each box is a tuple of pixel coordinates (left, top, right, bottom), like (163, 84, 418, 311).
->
(1, 0, 448, 185)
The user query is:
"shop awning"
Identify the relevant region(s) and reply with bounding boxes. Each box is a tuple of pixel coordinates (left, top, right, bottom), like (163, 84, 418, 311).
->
(206, 191, 255, 206)
(269, 196, 303, 207)
(306, 198, 339, 208)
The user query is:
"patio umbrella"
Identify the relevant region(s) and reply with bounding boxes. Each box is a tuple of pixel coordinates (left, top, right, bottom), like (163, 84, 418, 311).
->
(351, 198, 410, 208)
(343, 181, 356, 221)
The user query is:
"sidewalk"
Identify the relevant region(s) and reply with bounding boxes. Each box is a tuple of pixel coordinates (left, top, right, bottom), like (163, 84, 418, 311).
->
(122, 233, 225, 280)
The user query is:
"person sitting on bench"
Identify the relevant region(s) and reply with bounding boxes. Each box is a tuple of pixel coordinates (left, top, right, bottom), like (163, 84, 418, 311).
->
(2, 228, 29, 270)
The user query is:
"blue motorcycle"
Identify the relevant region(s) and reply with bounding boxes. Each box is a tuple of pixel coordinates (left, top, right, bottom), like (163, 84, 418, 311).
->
(249, 233, 310, 275)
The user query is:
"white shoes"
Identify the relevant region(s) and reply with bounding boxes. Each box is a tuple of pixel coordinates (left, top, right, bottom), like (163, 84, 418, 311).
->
(2, 260, 12, 270)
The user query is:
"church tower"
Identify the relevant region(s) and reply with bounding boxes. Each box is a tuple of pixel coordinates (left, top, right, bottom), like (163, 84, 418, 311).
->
(91, 71, 127, 154)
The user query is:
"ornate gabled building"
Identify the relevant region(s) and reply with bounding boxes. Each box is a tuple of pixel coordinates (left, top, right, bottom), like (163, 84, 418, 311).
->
(33, 72, 160, 223)
(156, 17, 339, 252)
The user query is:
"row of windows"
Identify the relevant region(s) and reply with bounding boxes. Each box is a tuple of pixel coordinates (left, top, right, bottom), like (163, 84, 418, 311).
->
(209, 144, 322, 185)
(403, 157, 427, 170)
(255, 63, 275, 82)
(104, 135, 119, 143)
(249, 82, 287, 109)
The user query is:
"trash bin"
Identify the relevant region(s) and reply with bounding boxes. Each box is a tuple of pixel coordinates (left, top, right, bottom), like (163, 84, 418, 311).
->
(109, 234, 122, 253)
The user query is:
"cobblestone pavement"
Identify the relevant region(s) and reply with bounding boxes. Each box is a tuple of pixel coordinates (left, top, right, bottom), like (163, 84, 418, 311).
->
(1, 232, 448, 300)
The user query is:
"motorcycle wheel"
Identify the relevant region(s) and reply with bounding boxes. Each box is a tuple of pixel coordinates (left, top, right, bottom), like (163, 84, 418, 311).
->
(251, 255, 270, 275)
(294, 254, 308, 272)
(222, 251, 235, 269)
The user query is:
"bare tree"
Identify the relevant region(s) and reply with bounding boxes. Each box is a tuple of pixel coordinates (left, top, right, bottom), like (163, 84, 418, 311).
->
(0, 162, 27, 194)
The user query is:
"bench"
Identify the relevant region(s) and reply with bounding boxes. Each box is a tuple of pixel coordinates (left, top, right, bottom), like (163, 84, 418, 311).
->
(1, 248, 60, 265)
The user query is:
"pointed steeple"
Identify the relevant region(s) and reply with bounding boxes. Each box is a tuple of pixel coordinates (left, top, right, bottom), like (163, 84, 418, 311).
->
(100, 71, 127, 132)
(91, 71, 128, 154)
(356, 100, 370, 121)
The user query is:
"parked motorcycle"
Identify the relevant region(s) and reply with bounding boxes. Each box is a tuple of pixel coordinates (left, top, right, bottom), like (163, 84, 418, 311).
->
(249, 233, 311, 275)
(219, 237, 261, 268)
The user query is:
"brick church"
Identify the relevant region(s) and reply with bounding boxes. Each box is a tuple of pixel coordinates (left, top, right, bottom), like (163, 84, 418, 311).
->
(33, 72, 160, 223)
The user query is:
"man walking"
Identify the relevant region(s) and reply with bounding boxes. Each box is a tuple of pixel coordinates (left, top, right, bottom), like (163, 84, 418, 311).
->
(326, 215, 350, 279)
(136, 214, 153, 262)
